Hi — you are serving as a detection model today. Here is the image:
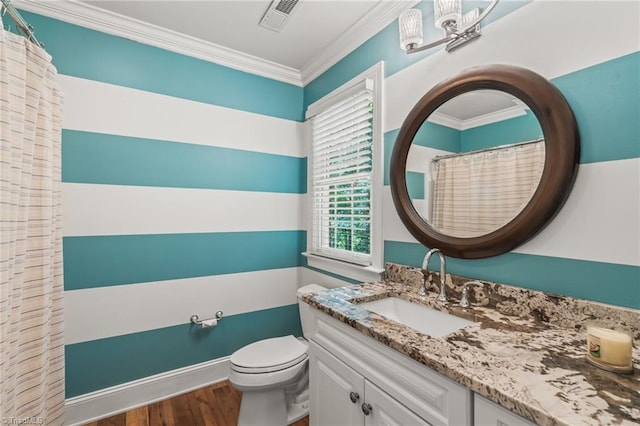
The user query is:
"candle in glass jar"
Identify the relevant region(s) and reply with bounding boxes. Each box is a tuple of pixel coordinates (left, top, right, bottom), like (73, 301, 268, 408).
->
(586, 326, 632, 368)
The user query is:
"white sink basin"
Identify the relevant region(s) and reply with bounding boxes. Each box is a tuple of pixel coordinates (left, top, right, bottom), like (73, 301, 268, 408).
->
(359, 297, 476, 338)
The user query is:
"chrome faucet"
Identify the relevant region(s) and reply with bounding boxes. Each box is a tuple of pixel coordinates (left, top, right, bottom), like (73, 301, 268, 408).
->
(417, 248, 447, 303)
(459, 281, 484, 308)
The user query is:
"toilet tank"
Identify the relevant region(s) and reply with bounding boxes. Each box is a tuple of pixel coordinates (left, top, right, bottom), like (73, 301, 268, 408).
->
(297, 284, 326, 338)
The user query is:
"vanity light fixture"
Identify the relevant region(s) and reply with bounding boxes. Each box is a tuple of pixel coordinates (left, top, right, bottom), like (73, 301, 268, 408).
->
(399, 0, 499, 53)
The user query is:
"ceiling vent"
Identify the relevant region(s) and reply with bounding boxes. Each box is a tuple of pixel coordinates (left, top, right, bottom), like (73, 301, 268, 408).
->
(259, 0, 300, 32)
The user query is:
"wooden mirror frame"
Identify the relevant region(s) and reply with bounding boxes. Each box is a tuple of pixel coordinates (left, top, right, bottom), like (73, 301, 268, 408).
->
(390, 64, 580, 259)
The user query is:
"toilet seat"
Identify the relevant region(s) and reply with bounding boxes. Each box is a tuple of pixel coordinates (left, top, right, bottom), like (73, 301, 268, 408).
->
(230, 335, 308, 374)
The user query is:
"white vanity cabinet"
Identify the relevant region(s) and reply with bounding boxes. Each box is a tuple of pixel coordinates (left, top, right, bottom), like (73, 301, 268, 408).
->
(306, 308, 472, 426)
(474, 395, 535, 426)
(310, 340, 429, 425)
(309, 340, 363, 425)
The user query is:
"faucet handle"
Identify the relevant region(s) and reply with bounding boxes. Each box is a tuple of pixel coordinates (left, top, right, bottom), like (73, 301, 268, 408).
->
(417, 269, 428, 296)
(459, 281, 483, 308)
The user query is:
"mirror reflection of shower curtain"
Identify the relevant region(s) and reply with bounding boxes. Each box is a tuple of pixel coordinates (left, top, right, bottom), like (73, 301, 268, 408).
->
(431, 141, 544, 237)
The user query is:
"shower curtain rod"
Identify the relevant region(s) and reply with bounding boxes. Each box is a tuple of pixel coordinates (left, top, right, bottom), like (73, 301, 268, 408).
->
(432, 137, 544, 162)
(1, 0, 43, 48)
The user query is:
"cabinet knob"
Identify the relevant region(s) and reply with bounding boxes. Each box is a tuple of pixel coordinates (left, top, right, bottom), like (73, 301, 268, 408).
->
(361, 402, 373, 416)
(349, 391, 360, 403)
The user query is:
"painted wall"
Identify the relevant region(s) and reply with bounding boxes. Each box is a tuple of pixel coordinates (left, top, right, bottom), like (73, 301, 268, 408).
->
(16, 0, 639, 401)
(461, 111, 542, 152)
(302, 1, 640, 309)
(20, 12, 308, 398)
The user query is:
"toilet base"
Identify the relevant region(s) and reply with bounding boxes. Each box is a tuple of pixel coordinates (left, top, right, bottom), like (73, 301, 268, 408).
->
(237, 388, 309, 426)
(234, 373, 309, 426)
(237, 388, 286, 426)
(286, 398, 310, 425)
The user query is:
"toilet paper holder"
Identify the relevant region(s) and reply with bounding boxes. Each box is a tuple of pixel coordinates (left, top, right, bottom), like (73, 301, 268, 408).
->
(190, 311, 223, 327)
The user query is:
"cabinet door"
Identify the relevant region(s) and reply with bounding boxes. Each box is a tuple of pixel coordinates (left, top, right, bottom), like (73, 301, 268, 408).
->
(364, 381, 431, 426)
(474, 395, 535, 426)
(309, 341, 364, 426)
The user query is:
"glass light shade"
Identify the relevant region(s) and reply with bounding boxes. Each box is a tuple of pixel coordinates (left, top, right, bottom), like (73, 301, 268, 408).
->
(399, 9, 423, 50)
(434, 0, 462, 30)
(459, 7, 480, 32)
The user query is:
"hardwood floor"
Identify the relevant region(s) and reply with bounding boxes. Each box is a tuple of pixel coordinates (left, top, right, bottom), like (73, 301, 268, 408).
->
(85, 381, 310, 426)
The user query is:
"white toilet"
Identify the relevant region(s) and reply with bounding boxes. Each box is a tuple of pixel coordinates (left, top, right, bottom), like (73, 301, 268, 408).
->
(228, 284, 325, 426)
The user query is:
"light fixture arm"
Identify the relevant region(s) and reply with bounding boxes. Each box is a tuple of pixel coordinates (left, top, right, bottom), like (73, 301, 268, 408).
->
(403, 0, 499, 54)
(405, 34, 456, 54)
(452, 0, 499, 37)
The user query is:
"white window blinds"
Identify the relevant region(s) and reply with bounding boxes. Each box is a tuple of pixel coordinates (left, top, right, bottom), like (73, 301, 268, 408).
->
(310, 86, 374, 265)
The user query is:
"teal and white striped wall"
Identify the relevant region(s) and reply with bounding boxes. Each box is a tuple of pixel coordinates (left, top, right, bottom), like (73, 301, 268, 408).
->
(302, 1, 639, 309)
(17, 0, 639, 408)
(19, 11, 312, 401)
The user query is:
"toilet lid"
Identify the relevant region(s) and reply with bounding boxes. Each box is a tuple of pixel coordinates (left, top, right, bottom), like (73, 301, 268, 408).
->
(230, 335, 307, 373)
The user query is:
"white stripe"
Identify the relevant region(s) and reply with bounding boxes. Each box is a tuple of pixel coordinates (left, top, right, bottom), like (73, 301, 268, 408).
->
(383, 186, 418, 244)
(384, 0, 640, 132)
(62, 183, 303, 236)
(514, 158, 640, 266)
(407, 145, 452, 174)
(64, 268, 300, 344)
(298, 267, 353, 290)
(383, 159, 640, 267)
(59, 74, 305, 157)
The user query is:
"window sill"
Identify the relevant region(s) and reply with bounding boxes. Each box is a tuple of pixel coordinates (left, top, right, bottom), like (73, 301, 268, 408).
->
(302, 252, 385, 283)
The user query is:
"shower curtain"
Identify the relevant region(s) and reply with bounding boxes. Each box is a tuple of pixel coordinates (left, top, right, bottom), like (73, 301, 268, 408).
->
(431, 141, 545, 238)
(0, 22, 65, 426)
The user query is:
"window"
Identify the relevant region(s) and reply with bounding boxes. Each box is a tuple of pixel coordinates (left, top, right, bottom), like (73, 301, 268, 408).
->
(304, 63, 383, 282)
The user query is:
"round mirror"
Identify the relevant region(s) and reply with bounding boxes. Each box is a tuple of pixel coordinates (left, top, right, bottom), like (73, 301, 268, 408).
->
(407, 89, 545, 238)
(390, 65, 579, 259)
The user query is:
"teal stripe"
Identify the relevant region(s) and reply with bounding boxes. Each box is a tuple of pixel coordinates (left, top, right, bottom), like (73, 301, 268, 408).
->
(406, 171, 424, 199)
(20, 11, 303, 121)
(552, 52, 640, 163)
(384, 241, 640, 309)
(63, 231, 306, 290)
(384, 125, 458, 187)
(461, 111, 542, 151)
(65, 304, 303, 397)
(303, 1, 529, 109)
(414, 121, 460, 151)
(62, 130, 306, 193)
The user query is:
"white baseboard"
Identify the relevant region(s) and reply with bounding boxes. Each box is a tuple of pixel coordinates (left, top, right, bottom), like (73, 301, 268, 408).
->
(65, 357, 230, 426)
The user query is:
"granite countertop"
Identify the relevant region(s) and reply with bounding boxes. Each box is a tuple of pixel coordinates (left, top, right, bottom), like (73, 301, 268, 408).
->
(301, 266, 640, 426)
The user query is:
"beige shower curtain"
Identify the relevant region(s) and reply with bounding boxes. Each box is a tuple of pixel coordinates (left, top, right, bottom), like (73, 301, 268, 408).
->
(0, 24, 65, 425)
(431, 141, 545, 237)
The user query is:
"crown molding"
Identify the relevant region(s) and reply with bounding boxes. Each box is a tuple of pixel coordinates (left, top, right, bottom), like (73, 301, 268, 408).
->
(300, 0, 419, 86)
(460, 104, 528, 130)
(429, 104, 529, 131)
(427, 111, 464, 130)
(15, 0, 418, 89)
(14, 0, 304, 86)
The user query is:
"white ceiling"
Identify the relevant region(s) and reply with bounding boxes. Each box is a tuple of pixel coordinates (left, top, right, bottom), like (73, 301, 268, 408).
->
(430, 90, 532, 130)
(84, 0, 384, 70)
(7, 0, 414, 85)
(16, 1, 530, 87)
